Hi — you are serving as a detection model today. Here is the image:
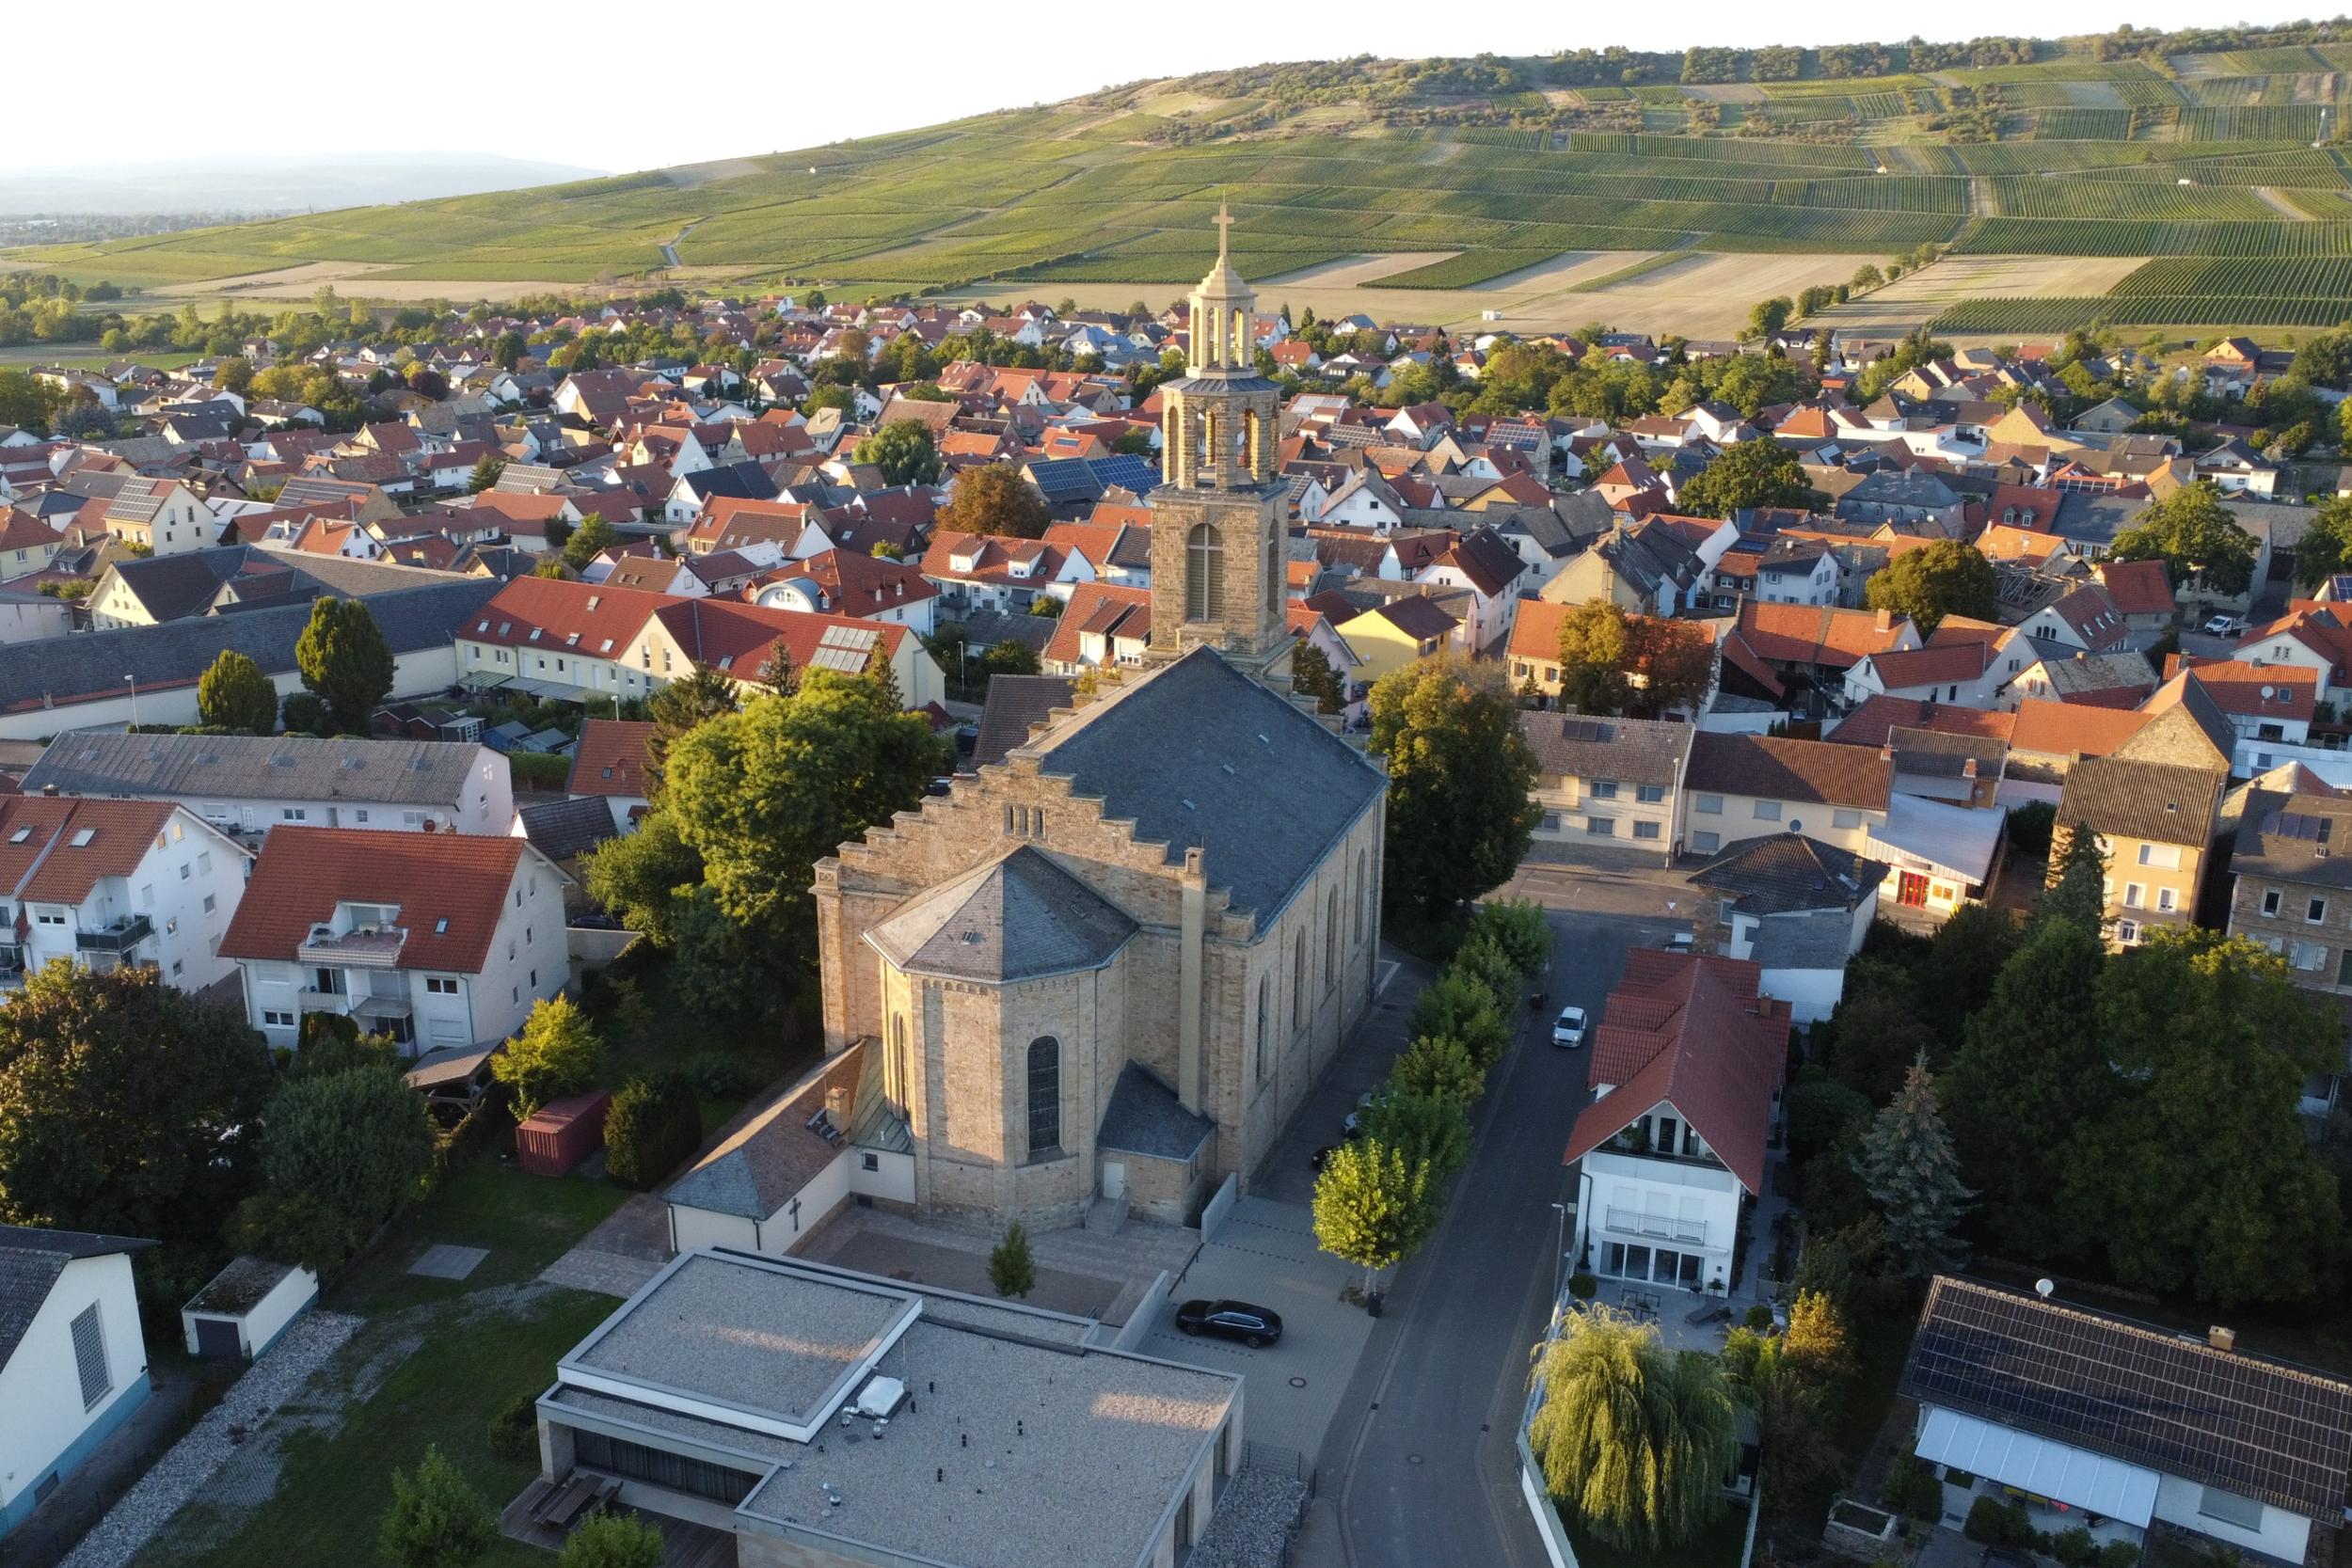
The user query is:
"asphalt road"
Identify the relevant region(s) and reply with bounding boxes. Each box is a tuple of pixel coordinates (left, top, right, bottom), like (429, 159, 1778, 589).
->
(1319, 882, 1684, 1568)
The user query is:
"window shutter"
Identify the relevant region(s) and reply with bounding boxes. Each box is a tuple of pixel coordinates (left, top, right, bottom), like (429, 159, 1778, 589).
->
(72, 1303, 110, 1411)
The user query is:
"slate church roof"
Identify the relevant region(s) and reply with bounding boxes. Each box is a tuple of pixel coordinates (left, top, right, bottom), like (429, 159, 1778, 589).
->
(866, 846, 1136, 984)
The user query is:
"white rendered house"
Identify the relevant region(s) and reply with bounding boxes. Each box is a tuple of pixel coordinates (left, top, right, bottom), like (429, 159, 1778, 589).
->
(0, 1227, 154, 1539)
(0, 798, 251, 993)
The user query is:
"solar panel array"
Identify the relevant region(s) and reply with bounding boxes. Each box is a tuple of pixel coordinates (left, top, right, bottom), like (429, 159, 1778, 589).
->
(809, 624, 882, 673)
(1899, 1278, 2352, 1519)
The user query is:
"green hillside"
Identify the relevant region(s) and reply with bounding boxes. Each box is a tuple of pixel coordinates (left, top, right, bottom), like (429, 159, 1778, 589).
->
(23, 24, 2352, 332)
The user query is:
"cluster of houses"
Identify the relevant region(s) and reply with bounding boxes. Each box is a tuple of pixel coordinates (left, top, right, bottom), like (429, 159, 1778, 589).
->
(11, 258, 2352, 1568)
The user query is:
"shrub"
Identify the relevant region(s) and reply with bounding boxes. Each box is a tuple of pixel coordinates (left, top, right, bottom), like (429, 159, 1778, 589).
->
(1744, 1304, 1775, 1332)
(1963, 1496, 2035, 1548)
(1568, 1272, 1597, 1301)
(989, 1223, 1036, 1299)
(486, 1391, 539, 1463)
(604, 1073, 702, 1191)
(279, 691, 330, 735)
(558, 1511, 664, 1568)
(232, 1064, 436, 1275)
(2094, 1543, 2142, 1568)
(2049, 1527, 2096, 1567)
(1879, 1453, 1945, 1522)
(506, 751, 572, 788)
(380, 1445, 498, 1568)
(2007, 799, 2057, 858)
(495, 994, 601, 1119)
(684, 1051, 755, 1099)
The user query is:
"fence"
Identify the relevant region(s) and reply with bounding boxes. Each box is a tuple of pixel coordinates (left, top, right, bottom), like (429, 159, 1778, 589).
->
(1240, 1440, 1318, 1500)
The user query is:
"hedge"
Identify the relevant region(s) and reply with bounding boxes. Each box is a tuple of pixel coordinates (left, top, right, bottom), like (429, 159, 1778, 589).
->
(604, 1072, 703, 1191)
(506, 750, 572, 788)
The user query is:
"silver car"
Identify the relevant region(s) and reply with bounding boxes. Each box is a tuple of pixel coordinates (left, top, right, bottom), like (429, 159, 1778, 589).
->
(1551, 1005, 1588, 1048)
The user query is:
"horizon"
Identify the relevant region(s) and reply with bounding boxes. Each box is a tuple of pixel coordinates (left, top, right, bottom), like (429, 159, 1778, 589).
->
(21, 0, 2316, 179)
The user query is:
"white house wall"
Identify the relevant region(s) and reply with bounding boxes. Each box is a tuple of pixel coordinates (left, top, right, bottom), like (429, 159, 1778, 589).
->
(0, 1253, 147, 1532)
(2150, 1474, 2311, 1562)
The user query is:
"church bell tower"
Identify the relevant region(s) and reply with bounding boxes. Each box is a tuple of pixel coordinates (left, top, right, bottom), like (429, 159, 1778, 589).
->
(1148, 205, 1287, 665)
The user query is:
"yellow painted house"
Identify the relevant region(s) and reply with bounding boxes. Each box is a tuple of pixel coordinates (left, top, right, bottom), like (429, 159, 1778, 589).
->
(1336, 594, 1463, 683)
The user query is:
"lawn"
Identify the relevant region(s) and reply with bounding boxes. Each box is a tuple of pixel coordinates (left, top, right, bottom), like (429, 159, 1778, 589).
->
(331, 1159, 628, 1316)
(136, 1288, 617, 1568)
(1562, 1503, 1754, 1568)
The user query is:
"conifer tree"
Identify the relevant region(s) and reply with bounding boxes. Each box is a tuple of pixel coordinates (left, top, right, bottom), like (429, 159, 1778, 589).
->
(1852, 1055, 1974, 1277)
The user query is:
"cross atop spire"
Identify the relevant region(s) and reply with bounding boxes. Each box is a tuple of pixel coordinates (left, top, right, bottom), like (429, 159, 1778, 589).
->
(1213, 198, 1234, 260)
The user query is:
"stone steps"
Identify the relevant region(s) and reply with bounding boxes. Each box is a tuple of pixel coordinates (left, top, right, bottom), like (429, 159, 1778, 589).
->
(1083, 1194, 1129, 1234)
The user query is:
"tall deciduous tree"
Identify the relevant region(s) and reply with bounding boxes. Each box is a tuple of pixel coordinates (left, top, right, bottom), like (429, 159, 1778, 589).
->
(1527, 1308, 1738, 1553)
(1555, 598, 1633, 711)
(582, 813, 704, 945)
(933, 463, 1050, 538)
(197, 648, 279, 734)
(295, 596, 395, 734)
(2111, 483, 2255, 597)
(1675, 438, 1821, 518)
(1862, 540, 1997, 635)
(1853, 1055, 1974, 1277)
(0, 964, 272, 1243)
(1944, 917, 2112, 1259)
(2062, 928, 2343, 1306)
(854, 419, 943, 486)
(1369, 657, 1540, 914)
(644, 663, 740, 795)
(234, 1063, 436, 1274)
(2294, 494, 2352, 589)
(663, 671, 943, 964)
(494, 995, 602, 1119)
(1388, 1033, 1486, 1106)
(1289, 641, 1346, 714)
(1312, 1138, 1432, 1295)
(562, 515, 620, 571)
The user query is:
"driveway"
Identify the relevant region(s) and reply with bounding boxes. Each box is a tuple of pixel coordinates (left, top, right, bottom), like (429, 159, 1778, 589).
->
(1136, 1196, 1373, 1461)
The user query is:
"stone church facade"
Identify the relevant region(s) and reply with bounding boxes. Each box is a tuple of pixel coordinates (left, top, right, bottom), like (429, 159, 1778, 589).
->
(811, 221, 1388, 1231)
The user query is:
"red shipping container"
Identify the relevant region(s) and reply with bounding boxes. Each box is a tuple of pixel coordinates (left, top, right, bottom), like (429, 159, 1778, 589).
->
(515, 1089, 612, 1177)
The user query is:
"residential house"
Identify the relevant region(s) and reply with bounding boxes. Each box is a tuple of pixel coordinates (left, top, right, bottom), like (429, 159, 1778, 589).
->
(20, 732, 511, 838)
(2000, 650, 2156, 710)
(1333, 594, 1461, 683)
(2225, 779, 2352, 1113)
(1540, 519, 1703, 618)
(1518, 713, 1693, 864)
(918, 532, 1084, 617)
(748, 548, 938, 634)
(1679, 733, 1892, 857)
(102, 476, 214, 556)
(1843, 634, 2019, 710)
(0, 797, 250, 994)
(1562, 952, 1790, 1295)
(1725, 602, 1919, 710)
(2052, 704, 2233, 946)
(1041, 582, 1152, 675)
(455, 577, 675, 702)
(1689, 834, 1887, 1022)
(221, 827, 569, 1053)
(1900, 1275, 2352, 1566)
(0, 1227, 155, 1539)
(564, 720, 654, 835)
(628, 598, 947, 711)
(1413, 527, 1524, 651)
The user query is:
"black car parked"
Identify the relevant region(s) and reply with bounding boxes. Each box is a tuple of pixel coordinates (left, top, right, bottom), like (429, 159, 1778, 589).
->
(1174, 1299, 1284, 1347)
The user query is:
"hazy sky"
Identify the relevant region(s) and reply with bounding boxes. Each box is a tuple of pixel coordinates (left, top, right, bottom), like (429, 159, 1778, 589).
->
(30, 0, 2313, 174)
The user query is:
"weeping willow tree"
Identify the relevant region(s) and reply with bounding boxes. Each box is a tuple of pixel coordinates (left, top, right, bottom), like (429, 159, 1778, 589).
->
(1527, 1307, 1740, 1552)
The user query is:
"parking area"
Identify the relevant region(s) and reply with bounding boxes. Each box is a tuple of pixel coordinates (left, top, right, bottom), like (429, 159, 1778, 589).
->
(1136, 1196, 1374, 1459)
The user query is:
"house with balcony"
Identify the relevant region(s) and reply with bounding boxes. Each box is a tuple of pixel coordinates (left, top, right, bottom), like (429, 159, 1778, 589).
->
(1562, 952, 1790, 1294)
(219, 827, 567, 1053)
(0, 798, 250, 994)
(916, 531, 1088, 617)
(19, 733, 511, 839)
(1518, 711, 1692, 864)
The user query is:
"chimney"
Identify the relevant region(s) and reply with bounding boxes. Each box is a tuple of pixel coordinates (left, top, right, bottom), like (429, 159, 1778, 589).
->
(2208, 1325, 2236, 1353)
(1879, 742, 1894, 764)
(41, 784, 57, 797)
(1962, 756, 1979, 779)
(1875, 608, 1894, 630)
(825, 1084, 850, 1129)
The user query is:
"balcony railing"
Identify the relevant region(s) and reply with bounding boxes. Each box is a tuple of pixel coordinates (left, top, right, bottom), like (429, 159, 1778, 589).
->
(297, 987, 352, 1011)
(74, 914, 152, 953)
(1606, 1207, 1708, 1245)
(297, 925, 407, 968)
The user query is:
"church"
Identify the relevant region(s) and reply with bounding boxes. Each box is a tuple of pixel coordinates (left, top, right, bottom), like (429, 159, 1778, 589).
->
(808, 219, 1390, 1232)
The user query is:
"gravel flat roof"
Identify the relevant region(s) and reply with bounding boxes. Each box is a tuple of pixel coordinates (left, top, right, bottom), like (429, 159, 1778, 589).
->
(568, 1254, 914, 1427)
(738, 1319, 1235, 1568)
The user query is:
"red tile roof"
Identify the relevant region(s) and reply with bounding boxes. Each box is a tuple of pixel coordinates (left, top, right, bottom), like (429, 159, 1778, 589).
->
(218, 827, 531, 973)
(1043, 581, 1152, 666)
(1736, 602, 1911, 670)
(2096, 558, 2174, 617)
(653, 598, 909, 678)
(1857, 641, 1995, 690)
(1564, 951, 1789, 1194)
(566, 720, 656, 800)
(468, 577, 676, 656)
(2160, 658, 2317, 724)
(2008, 698, 2151, 758)
(1828, 696, 2017, 749)
(0, 797, 183, 905)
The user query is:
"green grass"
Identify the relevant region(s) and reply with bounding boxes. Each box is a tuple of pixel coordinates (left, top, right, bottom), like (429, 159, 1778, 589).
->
(332, 1160, 628, 1315)
(138, 1290, 617, 1568)
(1560, 1503, 1752, 1568)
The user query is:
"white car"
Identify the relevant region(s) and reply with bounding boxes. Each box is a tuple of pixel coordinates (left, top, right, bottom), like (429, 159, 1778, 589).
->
(1551, 1005, 1588, 1049)
(2203, 614, 2248, 638)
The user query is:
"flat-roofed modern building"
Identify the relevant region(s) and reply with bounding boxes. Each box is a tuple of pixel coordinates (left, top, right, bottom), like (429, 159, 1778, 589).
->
(530, 1249, 1243, 1568)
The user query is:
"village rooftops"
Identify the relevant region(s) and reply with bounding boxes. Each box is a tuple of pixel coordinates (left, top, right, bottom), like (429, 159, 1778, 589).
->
(540, 1249, 1237, 1568)
(22, 731, 489, 807)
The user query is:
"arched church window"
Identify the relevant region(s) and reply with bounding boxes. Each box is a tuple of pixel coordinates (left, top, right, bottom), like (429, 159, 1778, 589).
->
(1256, 974, 1271, 1084)
(1186, 523, 1224, 622)
(1026, 1037, 1061, 1157)
(1325, 888, 1340, 989)
(890, 1014, 908, 1108)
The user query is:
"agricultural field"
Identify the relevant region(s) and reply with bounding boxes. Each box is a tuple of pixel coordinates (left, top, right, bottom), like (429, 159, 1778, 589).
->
(17, 40, 2352, 334)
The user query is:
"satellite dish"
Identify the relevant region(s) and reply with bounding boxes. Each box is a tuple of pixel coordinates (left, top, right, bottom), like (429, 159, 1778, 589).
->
(2035, 1278, 2056, 1299)
(2261, 685, 2276, 700)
